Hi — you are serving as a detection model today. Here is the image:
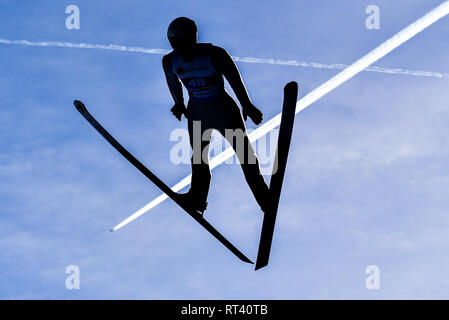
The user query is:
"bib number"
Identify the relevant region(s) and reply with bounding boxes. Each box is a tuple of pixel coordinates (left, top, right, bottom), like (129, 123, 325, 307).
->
(188, 78, 206, 87)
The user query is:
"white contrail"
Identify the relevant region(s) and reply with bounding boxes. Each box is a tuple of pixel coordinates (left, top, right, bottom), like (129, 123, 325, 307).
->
(0, 39, 169, 54)
(110, 1, 449, 231)
(233, 57, 449, 79)
(1, 38, 448, 79)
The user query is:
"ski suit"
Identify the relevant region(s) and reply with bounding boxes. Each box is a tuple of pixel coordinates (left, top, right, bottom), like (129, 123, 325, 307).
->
(163, 43, 269, 210)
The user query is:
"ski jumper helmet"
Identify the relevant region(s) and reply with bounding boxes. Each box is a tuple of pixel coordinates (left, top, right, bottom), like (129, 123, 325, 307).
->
(167, 17, 198, 51)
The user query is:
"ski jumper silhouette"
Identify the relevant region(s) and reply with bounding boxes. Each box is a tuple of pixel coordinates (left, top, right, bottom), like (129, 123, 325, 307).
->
(162, 17, 270, 214)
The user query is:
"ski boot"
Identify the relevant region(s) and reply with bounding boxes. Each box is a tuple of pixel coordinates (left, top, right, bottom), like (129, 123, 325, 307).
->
(176, 190, 208, 215)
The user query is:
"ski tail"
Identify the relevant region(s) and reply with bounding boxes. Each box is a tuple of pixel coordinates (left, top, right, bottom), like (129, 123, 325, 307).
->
(255, 81, 298, 271)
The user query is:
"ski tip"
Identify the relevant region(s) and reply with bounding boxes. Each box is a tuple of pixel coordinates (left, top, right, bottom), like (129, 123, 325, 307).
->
(109, 228, 114, 233)
(284, 81, 298, 93)
(73, 100, 87, 111)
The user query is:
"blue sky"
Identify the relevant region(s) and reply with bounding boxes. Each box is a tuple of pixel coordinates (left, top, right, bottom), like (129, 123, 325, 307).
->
(1, 0, 449, 299)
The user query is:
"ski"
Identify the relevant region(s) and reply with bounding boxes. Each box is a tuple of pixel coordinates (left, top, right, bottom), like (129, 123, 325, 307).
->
(73, 100, 253, 264)
(255, 81, 298, 270)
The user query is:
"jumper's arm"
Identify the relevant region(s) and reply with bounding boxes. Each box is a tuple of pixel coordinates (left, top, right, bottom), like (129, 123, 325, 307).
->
(210, 46, 252, 107)
(210, 45, 263, 124)
(162, 54, 184, 105)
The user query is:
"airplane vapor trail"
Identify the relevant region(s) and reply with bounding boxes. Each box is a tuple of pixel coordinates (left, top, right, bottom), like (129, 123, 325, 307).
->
(1, 38, 448, 79)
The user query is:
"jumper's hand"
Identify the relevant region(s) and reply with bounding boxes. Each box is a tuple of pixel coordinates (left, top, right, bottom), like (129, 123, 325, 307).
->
(242, 103, 263, 125)
(170, 103, 188, 121)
